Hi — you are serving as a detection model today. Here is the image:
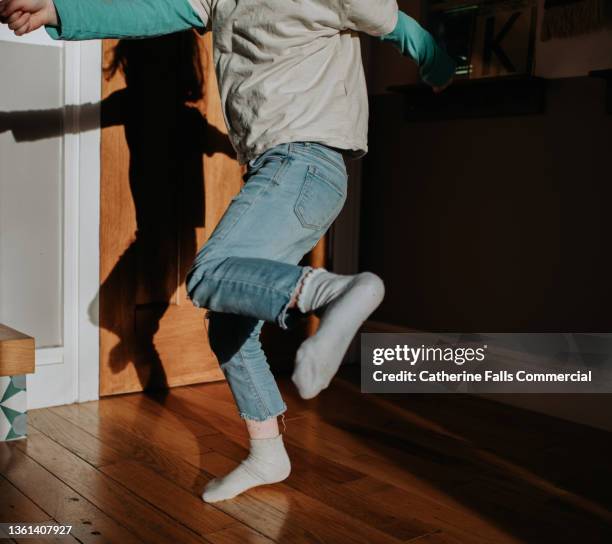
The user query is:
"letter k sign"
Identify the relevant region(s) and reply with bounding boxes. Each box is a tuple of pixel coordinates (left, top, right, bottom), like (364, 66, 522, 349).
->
(483, 12, 521, 73)
(469, 1, 537, 78)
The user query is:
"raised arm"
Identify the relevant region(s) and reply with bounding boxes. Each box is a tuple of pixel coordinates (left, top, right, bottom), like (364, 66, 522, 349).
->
(337, 1, 454, 90)
(380, 10, 456, 91)
(0, 0, 207, 40)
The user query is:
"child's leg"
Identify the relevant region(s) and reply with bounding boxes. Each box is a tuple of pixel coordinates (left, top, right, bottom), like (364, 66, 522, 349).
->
(207, 313, 286, 423)
(189, 142, 384, 501)
(203, 312, 289, 502)
(188, 143, 337, 501)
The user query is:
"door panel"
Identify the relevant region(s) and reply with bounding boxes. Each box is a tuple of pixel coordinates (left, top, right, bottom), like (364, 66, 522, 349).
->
(99, 31, 240, 395)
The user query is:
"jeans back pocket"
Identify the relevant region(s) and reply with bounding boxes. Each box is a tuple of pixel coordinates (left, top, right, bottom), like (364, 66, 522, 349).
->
(294, 164, 347, 230)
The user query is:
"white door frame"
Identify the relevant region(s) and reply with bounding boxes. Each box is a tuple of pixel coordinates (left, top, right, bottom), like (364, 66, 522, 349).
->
(24, 37, 102, 408)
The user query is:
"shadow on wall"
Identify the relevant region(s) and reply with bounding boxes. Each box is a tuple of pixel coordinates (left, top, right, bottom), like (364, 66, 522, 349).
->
(360, 76, 612, 332)
(0, 31, 235, 391)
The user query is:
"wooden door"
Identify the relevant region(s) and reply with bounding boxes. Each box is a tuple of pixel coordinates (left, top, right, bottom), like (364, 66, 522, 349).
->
(99, 31, 241, 395)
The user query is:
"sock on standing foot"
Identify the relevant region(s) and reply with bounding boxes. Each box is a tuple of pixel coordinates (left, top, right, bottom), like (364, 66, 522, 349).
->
(201, 434, 291, 503)
(292, 268, 385, 399)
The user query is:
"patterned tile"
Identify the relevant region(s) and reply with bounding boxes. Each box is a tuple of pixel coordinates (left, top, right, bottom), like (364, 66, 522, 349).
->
(0, 375, 27, 441)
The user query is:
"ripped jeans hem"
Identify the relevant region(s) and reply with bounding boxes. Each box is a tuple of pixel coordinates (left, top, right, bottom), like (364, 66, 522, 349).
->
(276, 265, 314, 330)
(238, 403, 288, 422)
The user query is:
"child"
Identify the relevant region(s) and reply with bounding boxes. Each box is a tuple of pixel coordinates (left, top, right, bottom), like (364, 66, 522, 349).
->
(1, 0, 455, 502)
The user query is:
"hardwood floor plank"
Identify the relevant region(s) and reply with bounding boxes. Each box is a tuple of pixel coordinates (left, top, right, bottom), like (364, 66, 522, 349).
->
(97, 395, 217, 454)
(205, 524, 275, 544)
(13, 433, 211, 544)
(407, 531, 468, 544)
(1, 534, 74, 544)
(27, 407, 238, 536)
(0, 442, 144, 544)
(340, 475, 392, 496)
(28, 409, 120, 468)
(99, 459, 236, 535)
(159, 386, 250, 444)
(52, 398, 213, 464)
(49, 402, 211, 495)
(0, 474, 53, 524)
(285, 411, 478, 495)
(369, 486, 518, 544)
(0, 533, 73, 544)
(455, 475, 612, 542)
(114, 393, 220, 437)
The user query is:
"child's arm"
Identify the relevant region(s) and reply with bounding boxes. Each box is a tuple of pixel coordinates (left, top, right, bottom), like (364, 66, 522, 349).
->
(339, 1, 454, 91)
(0, 0, 205, 40)
(380, 11, 456, 92)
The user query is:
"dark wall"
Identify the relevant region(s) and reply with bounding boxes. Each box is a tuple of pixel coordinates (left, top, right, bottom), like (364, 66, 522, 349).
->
(360, 77, 612, 332)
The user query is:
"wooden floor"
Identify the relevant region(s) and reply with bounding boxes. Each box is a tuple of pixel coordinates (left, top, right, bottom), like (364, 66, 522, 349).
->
(1, 370, 611, 544)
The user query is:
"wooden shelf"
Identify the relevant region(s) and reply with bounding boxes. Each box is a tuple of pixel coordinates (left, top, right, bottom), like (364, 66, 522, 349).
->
(387, 76, 548, 121)
(0, 324, 35, 377)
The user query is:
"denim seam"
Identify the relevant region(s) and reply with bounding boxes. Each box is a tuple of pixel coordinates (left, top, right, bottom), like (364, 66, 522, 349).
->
(310, 153, 346, 178)
(271, 156, 291, 185)
(326, 190, 348, 230)
(294, 168, 346, 231)
(212, 157, 286, 243)
(310, 165, 345, 197)
(291, 146, 346, 178)
(236, 347, 271, 420)
(211, 199, 251, 243)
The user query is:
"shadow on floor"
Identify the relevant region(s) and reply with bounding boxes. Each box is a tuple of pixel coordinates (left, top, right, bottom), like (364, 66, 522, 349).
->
(310, 367, 612, 543)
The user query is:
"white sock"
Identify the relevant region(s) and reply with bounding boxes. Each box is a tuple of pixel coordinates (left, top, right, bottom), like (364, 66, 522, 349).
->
(202, 434, 291, 503)
(292, 268, 385, 399)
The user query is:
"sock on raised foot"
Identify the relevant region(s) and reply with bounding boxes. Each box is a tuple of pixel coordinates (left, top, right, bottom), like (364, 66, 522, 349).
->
(201, 434, 291, 503)
(292, 269, 385, 399)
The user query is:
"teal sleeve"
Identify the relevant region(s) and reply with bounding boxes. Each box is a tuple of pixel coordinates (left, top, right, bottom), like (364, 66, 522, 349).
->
(379, 11, 456, 87)
(45, 0, 205, 41)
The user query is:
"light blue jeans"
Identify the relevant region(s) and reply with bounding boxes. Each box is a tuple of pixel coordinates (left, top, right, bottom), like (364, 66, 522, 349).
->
(185, 142, 348, 421)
